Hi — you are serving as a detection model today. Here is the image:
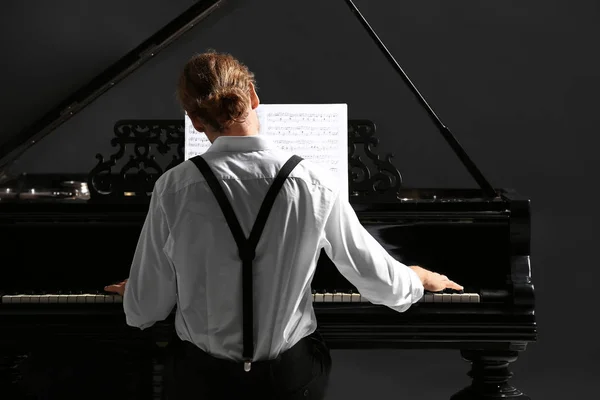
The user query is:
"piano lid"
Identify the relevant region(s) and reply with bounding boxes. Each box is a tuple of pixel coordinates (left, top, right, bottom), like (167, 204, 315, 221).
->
(0, 0, 497, 198)
(0, 0, 227, 182)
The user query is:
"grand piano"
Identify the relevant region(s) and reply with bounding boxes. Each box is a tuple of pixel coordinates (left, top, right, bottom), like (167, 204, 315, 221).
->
(0, 0, 536, 399)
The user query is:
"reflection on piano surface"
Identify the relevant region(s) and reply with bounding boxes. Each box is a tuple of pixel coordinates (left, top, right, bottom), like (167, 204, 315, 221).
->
(0, 0, 536, 399)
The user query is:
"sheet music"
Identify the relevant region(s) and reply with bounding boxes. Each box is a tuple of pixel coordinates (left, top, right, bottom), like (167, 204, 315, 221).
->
(185, 104, 348, 199)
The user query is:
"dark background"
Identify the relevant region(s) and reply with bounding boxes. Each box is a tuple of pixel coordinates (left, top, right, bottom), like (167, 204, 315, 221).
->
(1, 0, 598, 398)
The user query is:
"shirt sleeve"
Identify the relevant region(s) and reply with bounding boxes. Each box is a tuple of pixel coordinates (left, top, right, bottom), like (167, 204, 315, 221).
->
(320, 191, 424, 312)
(123, 189, 177, 330)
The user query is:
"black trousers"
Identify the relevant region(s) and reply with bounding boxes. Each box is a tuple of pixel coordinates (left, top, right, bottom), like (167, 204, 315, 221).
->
(163, 330, 332, 400)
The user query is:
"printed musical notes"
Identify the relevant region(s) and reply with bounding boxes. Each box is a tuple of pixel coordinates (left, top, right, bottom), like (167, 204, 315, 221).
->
(265, 112, 338, 123)
(185, 103, 348, 199)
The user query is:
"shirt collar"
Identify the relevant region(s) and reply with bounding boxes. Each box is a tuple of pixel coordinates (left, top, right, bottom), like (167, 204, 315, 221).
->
(205, 135, 273, 153)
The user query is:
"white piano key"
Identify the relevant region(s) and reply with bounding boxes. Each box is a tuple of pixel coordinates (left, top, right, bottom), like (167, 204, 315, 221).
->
(442, 294, 452, 303)
(451, 294, 463, 303)
(469, 294, 480, 303)
(314, 293, 324, 302)
(76, 295, 87, 304)
(423, 293, 434, 303)
(29, 295, 40, 303)
(351, 293, 361, 302)
(49, 295, 59, 303)
(102, 295, 108, 303)
(433, 294, 444, 303)
(15, 295, 28, 303)
(39, 295, 50, 303)
(67, 295, 78, 303)
(333, 293, 342, 302)
(58, 295, 68, 303)
(2, 295, 12, 304)
(342, 293, 351, 302)
(323, 293, 333, 302)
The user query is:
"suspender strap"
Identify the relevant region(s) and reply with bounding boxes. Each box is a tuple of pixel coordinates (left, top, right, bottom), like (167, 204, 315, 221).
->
(189, 154, 304, 371)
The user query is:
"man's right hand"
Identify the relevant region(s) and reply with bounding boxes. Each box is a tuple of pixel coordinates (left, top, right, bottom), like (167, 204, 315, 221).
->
(409, 266, 463, 292)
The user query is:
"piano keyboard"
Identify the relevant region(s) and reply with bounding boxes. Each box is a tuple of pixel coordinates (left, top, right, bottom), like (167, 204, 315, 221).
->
(1, 292, 480, 304)
(312, 292, 480, 303)
(1, 294, 124, 304)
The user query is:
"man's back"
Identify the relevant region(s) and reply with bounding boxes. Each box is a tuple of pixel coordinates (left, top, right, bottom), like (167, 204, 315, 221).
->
(124, 136, 339, 360)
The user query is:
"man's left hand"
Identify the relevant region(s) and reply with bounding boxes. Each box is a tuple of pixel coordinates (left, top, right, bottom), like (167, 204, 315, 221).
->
(104, 279, 128, 296)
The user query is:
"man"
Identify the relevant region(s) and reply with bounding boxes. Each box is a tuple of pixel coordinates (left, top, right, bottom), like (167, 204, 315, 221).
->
(105, 51, 462, 399)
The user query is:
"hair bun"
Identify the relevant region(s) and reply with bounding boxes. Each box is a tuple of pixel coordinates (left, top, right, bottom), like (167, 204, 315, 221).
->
(208, 87, 248, 127)
(177, 51, 256, 132)
(219, 91, 239, 102)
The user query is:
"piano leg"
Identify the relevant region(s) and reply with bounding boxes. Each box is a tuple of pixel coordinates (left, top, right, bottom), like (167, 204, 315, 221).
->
(450, 350, 530, 400)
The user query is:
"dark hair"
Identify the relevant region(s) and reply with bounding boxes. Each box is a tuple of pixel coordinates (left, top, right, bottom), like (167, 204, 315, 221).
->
(177, 50, 256, 133)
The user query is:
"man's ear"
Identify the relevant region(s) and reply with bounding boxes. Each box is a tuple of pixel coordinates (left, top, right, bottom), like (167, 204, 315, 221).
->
(249, 82, 260, 110)
(190, 116, 205, 133)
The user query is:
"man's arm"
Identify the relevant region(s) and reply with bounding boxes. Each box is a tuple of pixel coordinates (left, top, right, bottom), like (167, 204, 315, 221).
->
(123, 189, 177, 330)
(320, 191, 424, 312)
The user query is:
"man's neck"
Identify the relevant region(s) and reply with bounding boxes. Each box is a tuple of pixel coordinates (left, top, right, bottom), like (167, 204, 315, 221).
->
(208, 113, 260, 142)
(221, 130, 258, 137)
(207, 127, 258, 143)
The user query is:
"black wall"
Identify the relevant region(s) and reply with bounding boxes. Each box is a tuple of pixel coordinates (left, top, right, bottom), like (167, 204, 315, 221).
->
(1, 0, 598, 397)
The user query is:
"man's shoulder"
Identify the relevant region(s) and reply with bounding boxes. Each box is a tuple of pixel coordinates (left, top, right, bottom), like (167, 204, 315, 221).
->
(153, 159, 198, 196)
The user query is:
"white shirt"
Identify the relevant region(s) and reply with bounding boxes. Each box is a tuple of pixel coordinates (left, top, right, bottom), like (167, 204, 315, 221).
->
(124, 135, 424, 361)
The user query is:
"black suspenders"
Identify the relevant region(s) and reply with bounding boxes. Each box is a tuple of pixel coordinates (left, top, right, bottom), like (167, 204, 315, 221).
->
(189, 154, 303, 372)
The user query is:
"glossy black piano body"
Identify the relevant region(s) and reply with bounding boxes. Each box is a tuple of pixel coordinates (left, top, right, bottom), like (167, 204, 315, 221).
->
(0, 168, 535, 398)
(0, 0, 536, 398)
(1, 183, 535, 343)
